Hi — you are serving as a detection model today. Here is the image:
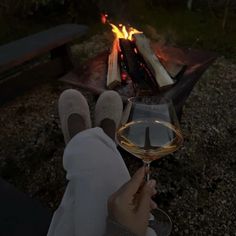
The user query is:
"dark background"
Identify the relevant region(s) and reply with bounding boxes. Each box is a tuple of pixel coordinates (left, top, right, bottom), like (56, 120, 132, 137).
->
(0, 0, 236, 58)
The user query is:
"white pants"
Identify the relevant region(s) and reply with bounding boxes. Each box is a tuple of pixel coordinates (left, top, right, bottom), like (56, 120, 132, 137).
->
(47, 128, 156, 236)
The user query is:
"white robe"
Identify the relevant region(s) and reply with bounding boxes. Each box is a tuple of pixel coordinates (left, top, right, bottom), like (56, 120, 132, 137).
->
(47, 127, 156, 236)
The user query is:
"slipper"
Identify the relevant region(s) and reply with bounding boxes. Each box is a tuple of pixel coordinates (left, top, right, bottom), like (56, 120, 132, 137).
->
(95, 91, 123, 128)
(58, 89, 91, 144)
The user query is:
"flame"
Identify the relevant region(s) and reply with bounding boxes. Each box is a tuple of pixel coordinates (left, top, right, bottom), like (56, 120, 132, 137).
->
(110, 23, 142, 40)
(101, 13, 142, 40)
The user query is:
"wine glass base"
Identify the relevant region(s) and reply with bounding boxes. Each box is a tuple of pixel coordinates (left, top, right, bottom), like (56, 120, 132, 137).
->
(148, 208, 172, 236)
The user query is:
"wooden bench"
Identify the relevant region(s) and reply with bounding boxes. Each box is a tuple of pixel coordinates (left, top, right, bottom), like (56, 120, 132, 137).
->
(0, 24, 88, 105)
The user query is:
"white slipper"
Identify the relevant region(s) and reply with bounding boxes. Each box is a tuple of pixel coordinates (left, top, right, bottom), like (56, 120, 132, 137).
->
(58, 89, 91, 144)
(95, 91, 123, 128)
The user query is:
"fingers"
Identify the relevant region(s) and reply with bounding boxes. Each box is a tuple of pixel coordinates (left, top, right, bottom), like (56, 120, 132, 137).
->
(137, 179, 156, 218)
(135, 180, 157, 210)
(150, 185, 157, 209)
(150, 200, 157, 210)
(117, 167, 146, 198)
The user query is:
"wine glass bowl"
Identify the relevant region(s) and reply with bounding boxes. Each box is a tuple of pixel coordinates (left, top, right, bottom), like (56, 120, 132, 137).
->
(117, 96, 183, 165)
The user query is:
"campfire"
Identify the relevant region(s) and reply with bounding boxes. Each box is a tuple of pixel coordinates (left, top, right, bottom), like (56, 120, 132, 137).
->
(60, 15, 217, 117)
(104, 15, 181, 94)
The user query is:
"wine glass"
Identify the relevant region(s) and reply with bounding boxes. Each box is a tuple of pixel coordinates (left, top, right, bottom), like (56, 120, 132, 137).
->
(116, 96, 183, 235)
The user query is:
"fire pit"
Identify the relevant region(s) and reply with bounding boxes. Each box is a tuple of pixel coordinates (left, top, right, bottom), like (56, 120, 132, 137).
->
(60, 22, 217, 118)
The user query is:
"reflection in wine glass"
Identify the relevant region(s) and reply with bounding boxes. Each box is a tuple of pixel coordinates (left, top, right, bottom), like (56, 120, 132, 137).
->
(116, 96, 183, 236)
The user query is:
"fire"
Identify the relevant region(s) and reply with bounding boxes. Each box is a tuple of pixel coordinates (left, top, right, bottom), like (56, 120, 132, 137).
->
(101, 14, 142, 41)
(110, 23, 142, 41)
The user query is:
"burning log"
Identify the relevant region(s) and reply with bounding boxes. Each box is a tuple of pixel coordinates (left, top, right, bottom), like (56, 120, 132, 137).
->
(107, 38, 121, 89)
(119, 38, 158, 92)
(134, 33, 174, 88)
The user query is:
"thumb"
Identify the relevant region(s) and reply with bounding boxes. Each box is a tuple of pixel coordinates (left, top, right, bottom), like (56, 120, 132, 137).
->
(137, 179, 156, 218)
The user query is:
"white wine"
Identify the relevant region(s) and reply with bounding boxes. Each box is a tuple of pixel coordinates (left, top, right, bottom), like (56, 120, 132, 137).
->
(117, 120, 183, 163)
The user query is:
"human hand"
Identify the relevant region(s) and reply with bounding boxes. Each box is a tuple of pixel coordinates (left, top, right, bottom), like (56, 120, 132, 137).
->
(108, 167, 157, 236)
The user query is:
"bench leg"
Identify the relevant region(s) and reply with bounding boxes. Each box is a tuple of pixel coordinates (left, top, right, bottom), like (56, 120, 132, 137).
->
(51, 45, 74, 72)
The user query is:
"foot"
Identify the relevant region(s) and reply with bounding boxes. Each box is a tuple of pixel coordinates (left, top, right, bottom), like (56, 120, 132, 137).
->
(68, 113, 86, 139)
(95, 91, 123, 140)
(100, 118, 116, 140)
(58, 89, 91, 144)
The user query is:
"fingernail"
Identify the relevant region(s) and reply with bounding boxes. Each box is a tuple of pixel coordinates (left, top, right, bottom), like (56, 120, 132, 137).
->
(153, 188, 157, 195)
(147, 179, 156, 188)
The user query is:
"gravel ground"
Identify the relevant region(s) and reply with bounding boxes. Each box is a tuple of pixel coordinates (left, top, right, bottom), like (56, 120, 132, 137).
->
(0, 34, 235, 235)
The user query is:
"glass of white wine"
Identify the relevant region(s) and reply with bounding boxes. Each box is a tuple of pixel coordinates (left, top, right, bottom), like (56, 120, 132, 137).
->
(116, 96, 183, 236)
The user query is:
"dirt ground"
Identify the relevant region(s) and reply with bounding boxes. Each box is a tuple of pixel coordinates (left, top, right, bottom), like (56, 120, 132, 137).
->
(0, 38, 235, 235)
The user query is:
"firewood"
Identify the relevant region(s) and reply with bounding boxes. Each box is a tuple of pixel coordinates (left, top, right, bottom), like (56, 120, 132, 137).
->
(134, 34, 174, 88)
(119, 38, 158, 92)
(106, 38, 121, 89)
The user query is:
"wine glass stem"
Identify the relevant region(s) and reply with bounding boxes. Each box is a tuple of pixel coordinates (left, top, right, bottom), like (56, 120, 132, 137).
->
(144, 161, 151, 181)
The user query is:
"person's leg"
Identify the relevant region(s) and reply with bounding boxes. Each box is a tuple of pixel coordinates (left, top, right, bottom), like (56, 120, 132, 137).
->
(94, 91, 157, 236)
(48, 90, 130, 236)
(64, 127, 130, 236)
(65, 129, 156, 236)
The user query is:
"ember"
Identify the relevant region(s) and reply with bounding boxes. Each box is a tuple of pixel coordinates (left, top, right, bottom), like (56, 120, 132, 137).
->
(101, 13, 108, 24)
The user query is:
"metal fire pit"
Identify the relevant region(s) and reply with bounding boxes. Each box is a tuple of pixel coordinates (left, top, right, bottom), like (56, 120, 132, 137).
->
(60, 43, 217, 118)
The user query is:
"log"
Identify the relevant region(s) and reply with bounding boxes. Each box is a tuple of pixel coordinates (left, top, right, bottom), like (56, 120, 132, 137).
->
(106, 38, 121, 89)
(119, 38, 158, 93)
(134, 33, 174, 88)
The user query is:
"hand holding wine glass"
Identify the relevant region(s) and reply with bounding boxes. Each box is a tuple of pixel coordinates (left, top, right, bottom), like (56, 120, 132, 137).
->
(108, 167, 157, 236)
(116, 96, 183, 235)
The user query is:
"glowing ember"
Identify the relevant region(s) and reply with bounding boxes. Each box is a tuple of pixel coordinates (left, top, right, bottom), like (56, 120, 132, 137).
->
(101, 13, 108, 24)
